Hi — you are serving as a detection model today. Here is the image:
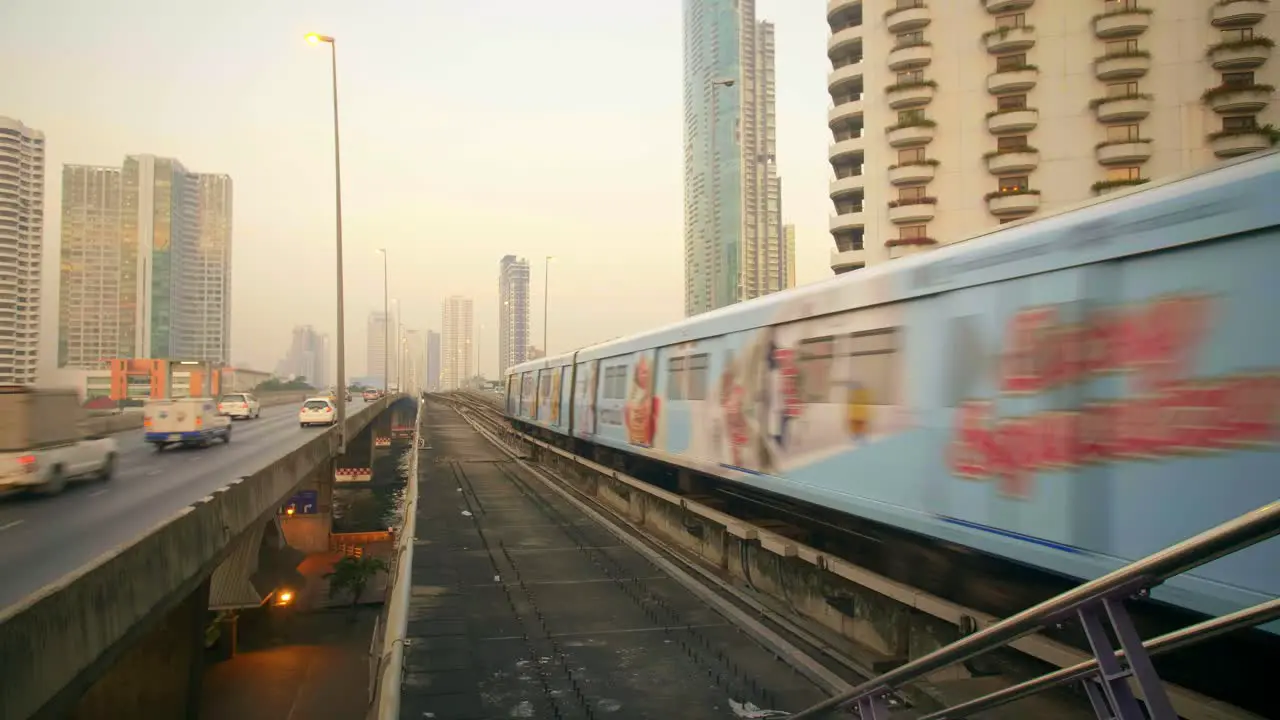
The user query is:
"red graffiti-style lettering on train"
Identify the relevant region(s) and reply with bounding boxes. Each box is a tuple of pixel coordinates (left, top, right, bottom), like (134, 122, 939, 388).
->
(723, 383, 749, 450)
(949, 374, 1280, 498)
(999, 295, 1212, 395)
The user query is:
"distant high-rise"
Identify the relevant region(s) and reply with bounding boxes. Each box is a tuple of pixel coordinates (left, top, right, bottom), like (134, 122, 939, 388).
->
(186, 173, 233, 362)
(404, 328, 425, 392)
(279, 325, 329, 387)
(498, 255, 530, 375)
(59, 154, 232, 368)
(0, 117, 45, 384)
(683, 0, 783, 317)
(783, 224, 796, 290)
(367, 311, 389, 387)
(426, 330, 441, 392)
(441, 296, 473, 391)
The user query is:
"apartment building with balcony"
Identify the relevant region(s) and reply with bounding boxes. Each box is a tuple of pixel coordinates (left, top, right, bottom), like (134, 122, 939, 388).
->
(826, 0, 1277, 273)
(0, 117, 45, 385)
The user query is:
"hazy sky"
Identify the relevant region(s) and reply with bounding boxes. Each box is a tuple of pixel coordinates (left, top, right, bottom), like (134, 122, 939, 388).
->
(1, 0, 833, 379)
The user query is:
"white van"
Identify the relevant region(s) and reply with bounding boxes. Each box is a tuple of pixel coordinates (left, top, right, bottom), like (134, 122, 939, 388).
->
(144, 398, 232, 451)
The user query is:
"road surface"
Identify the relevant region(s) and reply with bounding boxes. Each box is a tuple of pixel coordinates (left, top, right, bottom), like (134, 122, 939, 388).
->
(0, 401, 375, 614)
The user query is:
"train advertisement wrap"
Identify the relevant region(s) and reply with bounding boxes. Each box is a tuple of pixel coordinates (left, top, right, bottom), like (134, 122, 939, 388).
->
(508, 151, 1280, 629)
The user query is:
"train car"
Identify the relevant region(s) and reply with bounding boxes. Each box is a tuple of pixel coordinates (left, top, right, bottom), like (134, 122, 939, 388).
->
(506, 150, 1280, 627)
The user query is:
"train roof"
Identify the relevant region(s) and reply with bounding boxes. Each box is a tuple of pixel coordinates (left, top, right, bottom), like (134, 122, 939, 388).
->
(506, 149, 1280, 376)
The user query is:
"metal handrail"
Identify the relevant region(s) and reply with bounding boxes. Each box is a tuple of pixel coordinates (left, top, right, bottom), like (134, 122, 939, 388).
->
(919, 597, 1280, 720)
(787, 500, 1280, 719)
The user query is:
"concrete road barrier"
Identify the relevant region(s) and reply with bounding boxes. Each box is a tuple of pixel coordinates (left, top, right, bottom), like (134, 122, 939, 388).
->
(82, 392, 312, 437)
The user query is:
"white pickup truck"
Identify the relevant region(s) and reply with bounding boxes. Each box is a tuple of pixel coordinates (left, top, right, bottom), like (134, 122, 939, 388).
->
(144, 397, 232, 451)
(0, 385, 118, 496)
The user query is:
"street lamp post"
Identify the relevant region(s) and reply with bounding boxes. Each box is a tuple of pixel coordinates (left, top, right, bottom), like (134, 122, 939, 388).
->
(306, 32, 347, 451)
(710, 77, 735, 311)
(377, 248, 389, 394)
(543, 256, 554, 357)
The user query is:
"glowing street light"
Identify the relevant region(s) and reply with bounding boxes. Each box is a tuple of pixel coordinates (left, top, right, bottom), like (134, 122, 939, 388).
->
(305, 31, 347, 451)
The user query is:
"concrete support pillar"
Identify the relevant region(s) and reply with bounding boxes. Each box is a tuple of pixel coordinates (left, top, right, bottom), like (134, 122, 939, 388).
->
(69, 578, 210, 720)
(279, 457, 334, 553)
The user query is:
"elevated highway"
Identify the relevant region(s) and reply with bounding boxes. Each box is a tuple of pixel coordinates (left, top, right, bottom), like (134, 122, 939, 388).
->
(0, 393, 418, 720)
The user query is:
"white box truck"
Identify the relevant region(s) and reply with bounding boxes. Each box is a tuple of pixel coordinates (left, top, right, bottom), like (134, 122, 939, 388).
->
(0, 385, 118, 496)
(143, 397, 232, 451)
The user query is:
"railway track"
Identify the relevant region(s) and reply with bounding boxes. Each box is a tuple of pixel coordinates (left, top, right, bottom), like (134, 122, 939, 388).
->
(445, 391, 1275, 720)
(401, 396, 870, 719)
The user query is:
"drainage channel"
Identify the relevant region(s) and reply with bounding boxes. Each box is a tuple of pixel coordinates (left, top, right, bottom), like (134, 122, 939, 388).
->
(398, 398, 838, 720)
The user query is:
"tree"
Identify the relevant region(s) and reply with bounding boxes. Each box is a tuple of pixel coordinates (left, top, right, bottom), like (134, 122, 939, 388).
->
(254, 377, 315, 393)
(324, 555, 389, 617)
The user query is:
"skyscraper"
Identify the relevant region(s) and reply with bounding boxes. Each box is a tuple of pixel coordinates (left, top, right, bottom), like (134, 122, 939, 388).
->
(59, 155, 232, 368)
(783, 224, 796, 290)
(186, 173, 233, 362)
(426, 330, 441, 392)
(498, 255, 530, 375)
(404, 328, 425, 393)
(280, 325, 329, 388)
(441, 296, 473, 391)
(683, 0, 783, 317)
(367, 311, 389, 387)
(0, 117, 45, 385)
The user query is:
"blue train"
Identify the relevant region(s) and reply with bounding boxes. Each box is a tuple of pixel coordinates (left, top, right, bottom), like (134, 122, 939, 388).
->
(505, 150, 1280, 627)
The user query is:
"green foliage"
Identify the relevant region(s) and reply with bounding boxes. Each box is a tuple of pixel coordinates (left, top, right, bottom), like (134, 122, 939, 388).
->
(324, 555, 390, 610)
(254, 377, 315, 393)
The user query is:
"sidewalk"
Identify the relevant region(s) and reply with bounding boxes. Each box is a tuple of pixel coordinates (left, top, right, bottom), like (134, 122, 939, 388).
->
(199, 607, 377, 720)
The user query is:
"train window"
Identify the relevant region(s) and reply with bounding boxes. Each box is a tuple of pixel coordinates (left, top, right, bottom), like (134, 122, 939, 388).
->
(845, 328, 899, 405)
(604, 364, 629, 399)
(521, 372, 535, 409)
(800, 336, 836, 403)
(688, 354, 709, 400)
(667, 356, 685, 400)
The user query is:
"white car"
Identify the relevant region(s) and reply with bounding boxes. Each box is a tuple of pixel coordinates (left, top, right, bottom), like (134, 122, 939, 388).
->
(299, 397, 338, 427)
(0, 436, 118, 496)
(217, 392, 260, 420)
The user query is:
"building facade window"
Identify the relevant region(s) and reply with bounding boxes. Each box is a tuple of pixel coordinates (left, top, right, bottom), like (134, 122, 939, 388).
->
(999, 176, 1029, 192)
(1107, 124, 1142, 142)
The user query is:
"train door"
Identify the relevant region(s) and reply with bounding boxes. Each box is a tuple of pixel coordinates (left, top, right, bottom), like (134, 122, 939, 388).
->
(936, 262, 1112, 556)
(521, 371, 535, 419)
(550, 365, 566, 427)
(574, 358, 599, 439)
(566, 355, 579, 436)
